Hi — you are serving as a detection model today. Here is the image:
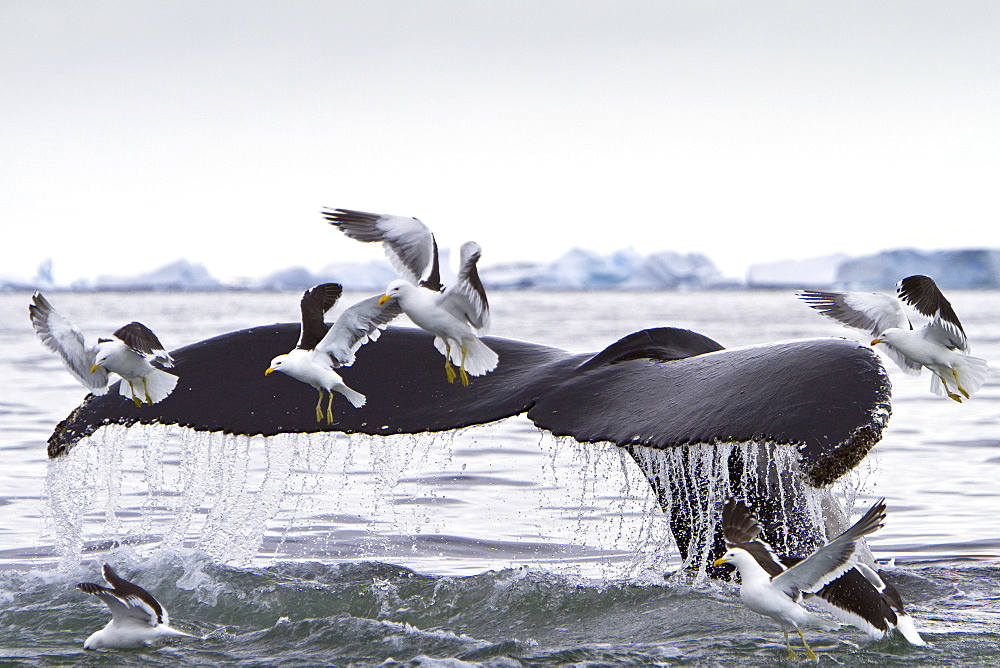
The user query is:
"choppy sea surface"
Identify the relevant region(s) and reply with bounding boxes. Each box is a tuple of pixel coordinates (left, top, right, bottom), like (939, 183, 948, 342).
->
(0, 289, 997, 666)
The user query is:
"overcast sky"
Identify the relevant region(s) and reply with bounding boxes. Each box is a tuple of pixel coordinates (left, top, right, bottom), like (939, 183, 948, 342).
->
(2, 1, 998, 284)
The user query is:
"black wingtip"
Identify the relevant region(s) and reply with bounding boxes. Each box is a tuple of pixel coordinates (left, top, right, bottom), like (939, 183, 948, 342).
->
(77, 581, 105, 594)
(897, 275, 964, 333)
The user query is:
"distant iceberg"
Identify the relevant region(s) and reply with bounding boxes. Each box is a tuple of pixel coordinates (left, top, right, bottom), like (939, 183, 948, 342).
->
(746, 254, 849, 289)
(256, 259, 399, 292)
(7, 247, 998, 293)
(82, 259, 222, 291)
(835, 249, 1000, 290)
(478, 248, 722, 290)
(0, 259, 55, 291)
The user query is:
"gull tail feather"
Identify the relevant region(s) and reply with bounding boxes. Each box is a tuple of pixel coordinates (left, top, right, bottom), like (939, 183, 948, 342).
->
(120, 369, 178, 404)
(894, 612, 928, 646)
(338, 385, 366, 408)
(954, 355, 988, 397)
(161, 625, 197, 639)
(458, 336, 499, 376)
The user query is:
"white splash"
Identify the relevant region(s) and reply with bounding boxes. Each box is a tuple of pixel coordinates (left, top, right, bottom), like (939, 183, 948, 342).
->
(43, 420, 860, 580)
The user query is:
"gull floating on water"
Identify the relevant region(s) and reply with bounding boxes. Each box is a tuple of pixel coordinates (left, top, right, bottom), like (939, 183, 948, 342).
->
(714, 498, 913, 660)
(29, 292, 177, 406)
(323, 208, 497, 386)
(798, 275, 987, 402)
(77, 564, 194, 650)
(266, 282, 402, 423)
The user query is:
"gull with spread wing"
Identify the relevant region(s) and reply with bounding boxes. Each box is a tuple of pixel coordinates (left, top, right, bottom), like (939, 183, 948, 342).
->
(798, 275, 987, 402)
(266, 283, 402, 423)
(77, 564, 194, 649)
(714, 498, 897, 660)
(29, 292, 177, 406)
(324, 208, 497, 386)
(714, 498, 925, 659)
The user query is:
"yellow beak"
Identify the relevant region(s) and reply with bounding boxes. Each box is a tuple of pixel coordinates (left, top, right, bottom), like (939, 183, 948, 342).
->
(871, 338, 883, 346)
(264, 367, 274, 376)
(712, 557, 728, 567)
(378, 295, 391, 305)
(90, 364, 101, 373)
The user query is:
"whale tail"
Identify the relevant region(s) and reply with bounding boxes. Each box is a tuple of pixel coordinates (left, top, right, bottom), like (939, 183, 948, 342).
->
(122, 369, 178, 405)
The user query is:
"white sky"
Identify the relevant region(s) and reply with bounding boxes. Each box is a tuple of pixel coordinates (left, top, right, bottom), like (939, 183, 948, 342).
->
(2, 1, 998, 283)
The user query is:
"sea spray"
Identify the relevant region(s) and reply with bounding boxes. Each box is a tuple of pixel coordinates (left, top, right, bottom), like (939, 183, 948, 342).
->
(43, 419, 861, 580)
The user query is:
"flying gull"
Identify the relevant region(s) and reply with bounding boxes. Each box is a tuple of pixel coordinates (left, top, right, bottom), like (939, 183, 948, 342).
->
(29, 292, 178, 406)
(266, 282, 402, 423)
(323, 208, 497, 386)
(798, 275, 988, 402)
(77, 563, 194, 649)
(713, 498, 905, 660)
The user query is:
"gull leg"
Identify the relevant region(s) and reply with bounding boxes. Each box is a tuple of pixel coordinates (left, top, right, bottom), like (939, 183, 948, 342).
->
(128, 382, 142, 407)
(796, 627, 817, 661)
(444, 342, 457, 384)
(326, 391, 337, 424)
(459, 347, 470, 387)
(315, 392, 325, 422)
(142, 377, 153, 405)
(940, 373, 963, 402)
(783, 631, 798, 660)
(954, 368, 971, 399)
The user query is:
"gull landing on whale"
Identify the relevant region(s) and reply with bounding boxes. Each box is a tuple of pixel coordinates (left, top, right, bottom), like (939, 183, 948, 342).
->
(324, 208, 497, 386)
(798, 275, 987, 402)
(266, 283, 402, 423)
(29, 292, 177, 406)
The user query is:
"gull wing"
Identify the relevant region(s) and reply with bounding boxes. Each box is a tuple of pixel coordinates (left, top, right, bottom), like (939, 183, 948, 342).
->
(772, 499, 886, 598)
(101, 564, 166, 626)
(720, 498, 785, 577)
(798, 290, 921, 373)
(77, 582, 139, 623)
(297, 283, 342, 350)
(114, 323, 174, 368)
(29, 292, 109, 392)
(797, 290, 910, 337)
(440, 241, 490, 331)
(77, 564, 163, 628)
(806, 566, 897, 639)
(897, 275, 968, 351)
(323, 208, 436, 287)
(316, 294, 403, 367)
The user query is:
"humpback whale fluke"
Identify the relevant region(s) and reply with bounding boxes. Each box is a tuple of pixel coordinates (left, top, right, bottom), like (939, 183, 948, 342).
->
(47, 325, 889, 475)
(47, 323, 891, 568)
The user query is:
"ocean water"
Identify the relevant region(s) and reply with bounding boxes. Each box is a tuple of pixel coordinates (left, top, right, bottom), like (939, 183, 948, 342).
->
(0, 289, 997, 666)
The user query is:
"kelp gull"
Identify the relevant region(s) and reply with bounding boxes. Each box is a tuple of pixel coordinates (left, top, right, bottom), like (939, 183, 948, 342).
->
(323, 208, 496, 386)
(798, 275, 987, 402)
